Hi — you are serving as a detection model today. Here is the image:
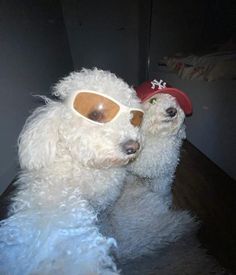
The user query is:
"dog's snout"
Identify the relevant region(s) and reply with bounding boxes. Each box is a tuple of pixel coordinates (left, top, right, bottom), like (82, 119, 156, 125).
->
(122, 140, 140, 155)
(166, 107, 177, 117)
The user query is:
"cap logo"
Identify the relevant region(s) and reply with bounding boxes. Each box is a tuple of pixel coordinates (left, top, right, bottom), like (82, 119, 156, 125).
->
(151, 79, 167, 90)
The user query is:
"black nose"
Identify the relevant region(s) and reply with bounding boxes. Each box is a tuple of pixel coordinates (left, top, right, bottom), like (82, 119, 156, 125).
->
(166, 107, 177, 117)
(122, 140, 140, 155)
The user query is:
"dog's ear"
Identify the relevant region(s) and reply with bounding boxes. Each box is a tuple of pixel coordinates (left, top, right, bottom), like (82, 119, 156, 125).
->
(18, 101, 62, 170)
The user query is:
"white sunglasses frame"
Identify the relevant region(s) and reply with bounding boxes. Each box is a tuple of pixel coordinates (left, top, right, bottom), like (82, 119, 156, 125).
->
(66, 89, 144, 126)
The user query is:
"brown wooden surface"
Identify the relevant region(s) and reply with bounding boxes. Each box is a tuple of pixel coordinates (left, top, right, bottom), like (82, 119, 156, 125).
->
(173, 140, 236, 274)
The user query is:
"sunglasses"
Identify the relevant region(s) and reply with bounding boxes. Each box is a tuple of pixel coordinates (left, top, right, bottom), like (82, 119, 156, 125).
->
(67, 90, 144, 127)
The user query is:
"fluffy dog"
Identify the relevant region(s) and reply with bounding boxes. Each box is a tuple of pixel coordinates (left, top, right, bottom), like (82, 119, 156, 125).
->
(0, 68, 143, 275)
(100, 80, 226, 274)
(100, 80, 196, 261)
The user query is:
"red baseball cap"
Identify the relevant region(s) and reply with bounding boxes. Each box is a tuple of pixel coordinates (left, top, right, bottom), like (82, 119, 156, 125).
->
(135, 78, 193, 115)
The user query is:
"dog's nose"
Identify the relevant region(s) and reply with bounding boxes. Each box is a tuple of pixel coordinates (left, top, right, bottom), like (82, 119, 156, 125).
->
(166, 107, 177, 117)
(122, 140, 140, 155)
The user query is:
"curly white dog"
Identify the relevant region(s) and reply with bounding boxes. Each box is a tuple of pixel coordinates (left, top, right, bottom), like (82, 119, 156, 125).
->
(100, 79, 196, 261)
(0, 68, 143, 275)
(100, 79, 225, 274)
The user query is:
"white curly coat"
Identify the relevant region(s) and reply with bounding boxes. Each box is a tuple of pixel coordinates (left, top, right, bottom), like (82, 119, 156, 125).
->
(100, 93, 196, 261)
(0, 68, 143, 275)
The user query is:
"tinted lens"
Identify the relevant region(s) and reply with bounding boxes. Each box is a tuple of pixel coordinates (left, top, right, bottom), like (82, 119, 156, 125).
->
(130, 110, 144, 127)
(73, 92, 120, 123)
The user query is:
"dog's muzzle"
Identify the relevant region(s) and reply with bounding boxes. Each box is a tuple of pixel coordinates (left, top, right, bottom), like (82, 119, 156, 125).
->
(121, 139, 140, 155)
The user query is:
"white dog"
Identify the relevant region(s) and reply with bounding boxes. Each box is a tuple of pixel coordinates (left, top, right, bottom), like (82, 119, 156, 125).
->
(100, 80, 226, 274)
(100, 79, 196, 261)
(0, 68, 144, 275)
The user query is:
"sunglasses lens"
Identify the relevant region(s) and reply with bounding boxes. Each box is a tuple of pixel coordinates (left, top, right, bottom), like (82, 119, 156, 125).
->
(73, 92, 120, 123)
(130, 110, 144, 127)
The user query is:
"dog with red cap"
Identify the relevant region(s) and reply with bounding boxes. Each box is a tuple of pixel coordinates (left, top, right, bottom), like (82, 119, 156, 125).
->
(100, 76, 195, 254)
(131, 77, 192, 190)
(100, 78, 224, 274)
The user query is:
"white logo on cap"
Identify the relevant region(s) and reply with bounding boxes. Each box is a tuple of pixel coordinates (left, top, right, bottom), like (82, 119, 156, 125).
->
(151, 79, 167, 90)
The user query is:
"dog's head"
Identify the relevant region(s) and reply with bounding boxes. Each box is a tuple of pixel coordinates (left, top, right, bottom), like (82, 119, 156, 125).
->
(141, 93, 186, 138)
(18, 68, 143, 171)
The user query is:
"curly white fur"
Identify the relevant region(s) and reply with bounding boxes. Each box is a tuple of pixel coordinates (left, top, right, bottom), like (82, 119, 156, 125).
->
(100, 93, 197, 261)
(100, 93, 226, 274)
(128, 93, 186, 208)
(0, 68, 143, 275)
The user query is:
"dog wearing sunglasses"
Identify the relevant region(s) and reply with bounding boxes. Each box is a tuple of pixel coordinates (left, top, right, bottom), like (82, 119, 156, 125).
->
(0, 68, 143, 275)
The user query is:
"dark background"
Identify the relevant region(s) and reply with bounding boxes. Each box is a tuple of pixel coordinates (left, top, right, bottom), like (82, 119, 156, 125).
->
(0, 0, 235, 193)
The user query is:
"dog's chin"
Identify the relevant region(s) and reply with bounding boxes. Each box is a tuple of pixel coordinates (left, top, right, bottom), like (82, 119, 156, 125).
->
(127, 155, 138, 164)
(147, 117, 183, 136)
(86, 155, 137, 169)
